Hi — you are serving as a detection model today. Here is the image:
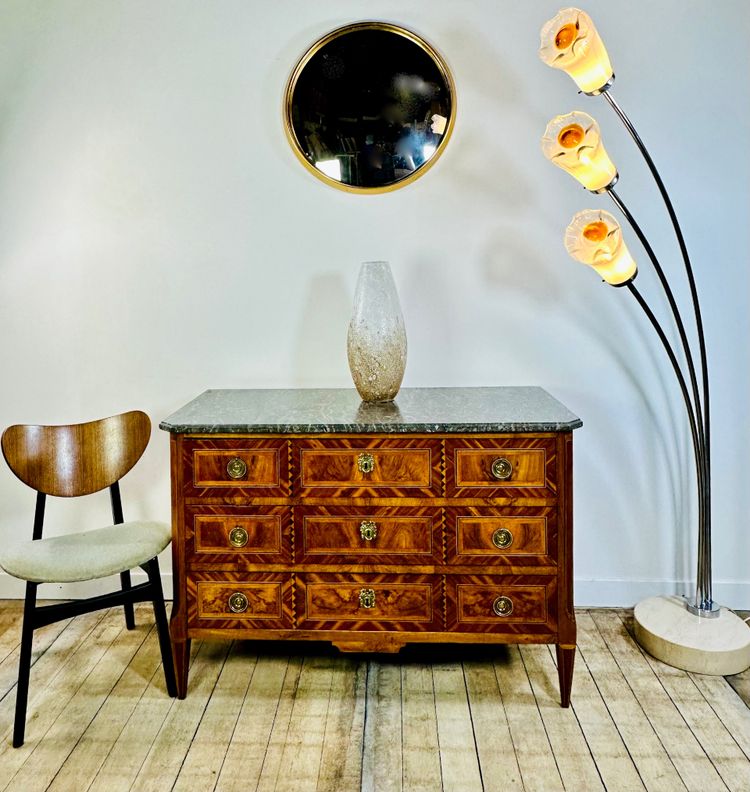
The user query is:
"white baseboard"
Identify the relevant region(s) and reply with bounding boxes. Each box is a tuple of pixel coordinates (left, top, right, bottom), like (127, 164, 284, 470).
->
(1, 571, 749, 609)
(571, 579, 750, 609)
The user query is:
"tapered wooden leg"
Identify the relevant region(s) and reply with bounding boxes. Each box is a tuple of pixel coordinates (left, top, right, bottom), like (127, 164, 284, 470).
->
(120, 570, 136, 630)
(13, 582, 38, 748)
(144, 559, 177, 698)
(556, 644, 575, 708)
(172, 635, 191, 699)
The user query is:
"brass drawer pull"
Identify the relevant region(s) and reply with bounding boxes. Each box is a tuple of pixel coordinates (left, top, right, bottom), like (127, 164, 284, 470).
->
(493, 596, 514, 617)
(359, 520, 378, 541)
(228, 525, 249, 548)
(357, 452, 375, 474)
(490, 457, 513, 481)
(358, 588, 376, 609)
(226, 457, 248, 479)
(228, 591, 249, 614)
(492, 528, 513, 549)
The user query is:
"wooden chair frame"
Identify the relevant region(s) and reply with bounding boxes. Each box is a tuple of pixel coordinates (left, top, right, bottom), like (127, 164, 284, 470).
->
(2, 412, 177, 747)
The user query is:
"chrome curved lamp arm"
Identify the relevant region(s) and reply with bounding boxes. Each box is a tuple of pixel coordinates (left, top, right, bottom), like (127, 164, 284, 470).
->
(607, 186, 713, 614)
(602, 90, 710, 472)
(626, 281, 713, 615)
(626, 282, 714, 613)
(608, 188, 705, 459)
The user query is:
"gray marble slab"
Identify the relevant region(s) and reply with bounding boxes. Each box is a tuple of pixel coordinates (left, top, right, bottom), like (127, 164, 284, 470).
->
(159, 387, 582, 434)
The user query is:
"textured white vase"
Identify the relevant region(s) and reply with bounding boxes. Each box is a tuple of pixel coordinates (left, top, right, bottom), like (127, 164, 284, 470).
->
(347, 261, 407, 402)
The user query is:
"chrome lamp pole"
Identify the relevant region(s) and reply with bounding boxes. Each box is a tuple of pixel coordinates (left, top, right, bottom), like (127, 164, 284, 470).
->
(537, 8, 749, 674)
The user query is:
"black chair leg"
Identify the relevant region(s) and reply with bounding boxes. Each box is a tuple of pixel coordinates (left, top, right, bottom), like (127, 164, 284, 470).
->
(144, 558, 177, 698)
(14, 581, 38, 748)
(120, 570, 136, 630)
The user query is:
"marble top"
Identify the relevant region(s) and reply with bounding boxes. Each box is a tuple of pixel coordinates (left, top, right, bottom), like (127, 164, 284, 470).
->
(159, 387, 582, 434)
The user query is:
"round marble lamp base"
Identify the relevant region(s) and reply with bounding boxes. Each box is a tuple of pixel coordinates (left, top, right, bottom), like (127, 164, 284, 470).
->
(634, 595, 750, 676)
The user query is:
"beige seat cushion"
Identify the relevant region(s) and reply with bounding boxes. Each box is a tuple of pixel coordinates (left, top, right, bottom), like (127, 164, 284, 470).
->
(0, 521, 171, 583)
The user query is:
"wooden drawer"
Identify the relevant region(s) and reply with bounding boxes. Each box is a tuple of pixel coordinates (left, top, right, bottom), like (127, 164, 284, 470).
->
(187, 573, 293, 629)
(182, 438, 289, 497)
(292, 437, 442, 498)
(445, 437, 557, 498)
(185, 506, 291, 565)
(296, 573, 442, 631)
(445, 575, 557, 635)
(295, 506, 442, 565)
(445, 507, 557, 567)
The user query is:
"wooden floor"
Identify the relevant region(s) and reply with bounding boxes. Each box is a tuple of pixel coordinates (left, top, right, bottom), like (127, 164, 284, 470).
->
(0, 603, 748, 791)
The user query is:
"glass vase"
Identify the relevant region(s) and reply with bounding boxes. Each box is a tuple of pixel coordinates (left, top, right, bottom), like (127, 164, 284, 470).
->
(347, 261, 407, 402)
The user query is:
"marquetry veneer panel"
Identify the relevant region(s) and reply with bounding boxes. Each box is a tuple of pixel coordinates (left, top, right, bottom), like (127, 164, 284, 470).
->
(295, 505, 443, 565)
(185, 505, 292, 565)
(296, 573, 442, 632)
(292, 437, 442, 498)
(181, 438, 289, 498)
(187, 572, 294, 630)
(445, 574, 558, 636)
(445, 506, 557, 567)
(444, 437, 558, 499)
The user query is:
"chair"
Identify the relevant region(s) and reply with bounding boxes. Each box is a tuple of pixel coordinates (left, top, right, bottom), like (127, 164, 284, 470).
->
(0, 410, 177, 747)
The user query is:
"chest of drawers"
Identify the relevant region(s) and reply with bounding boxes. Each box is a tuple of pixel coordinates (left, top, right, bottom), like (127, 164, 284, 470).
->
(161, 387, 582, 705)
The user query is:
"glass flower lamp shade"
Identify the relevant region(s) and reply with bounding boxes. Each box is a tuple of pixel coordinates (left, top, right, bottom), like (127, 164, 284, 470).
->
(539, 8, 613, 95)
(542, 111, 617, 193)
(565, 209, 637, 286)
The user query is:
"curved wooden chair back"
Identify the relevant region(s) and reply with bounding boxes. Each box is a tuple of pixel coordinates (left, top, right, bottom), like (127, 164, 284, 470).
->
(1, 411, 151, 497)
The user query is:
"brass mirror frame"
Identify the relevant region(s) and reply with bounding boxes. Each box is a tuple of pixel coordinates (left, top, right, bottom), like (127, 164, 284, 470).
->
(284, 21, 456, 194)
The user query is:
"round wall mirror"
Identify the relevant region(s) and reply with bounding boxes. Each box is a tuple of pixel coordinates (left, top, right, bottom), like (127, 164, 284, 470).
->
(284, 22, 455, 194)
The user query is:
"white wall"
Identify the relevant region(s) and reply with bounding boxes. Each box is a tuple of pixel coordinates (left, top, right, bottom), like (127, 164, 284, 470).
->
(0, 0, 747, 606)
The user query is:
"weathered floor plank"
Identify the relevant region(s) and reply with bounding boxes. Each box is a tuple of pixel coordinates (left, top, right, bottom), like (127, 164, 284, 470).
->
(493, 646, 564, 792)
(0, 605, 746, 792)
(401, 663, 443, 792)
(520, 643, 605, 791)
(45, 620, 163, 792)
(432, 662, 483, 792)
(252, 655, 304, 791)
(557, 634, 646, 792)
(637, 649, 750, 792)
(172, 641, 257, 792)
(0, 609, 117, 787)
(6, 612, 152, 792)
(129, 640, 231, 792)
(214, 654, 296, 792)
(361, 661, 403, 792)
(591, 610, 729, 791)
(577, 610, 687, 792)
(464, 655, 524, 791)
(273, 654, 336, 792)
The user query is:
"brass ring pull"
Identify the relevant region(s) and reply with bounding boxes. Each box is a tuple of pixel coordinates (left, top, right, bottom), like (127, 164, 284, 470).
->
(490, 457, 513, 481)
(228, 525, 249, 548)
(228, 591, 249, 614)
(358, 588, 376, 609)
(226, 457, 248, 480)
(359, 520, 378, 541)
(357, 452, 375, 474)
(492, 528, 513, 549)
(493, 596, 513, 617)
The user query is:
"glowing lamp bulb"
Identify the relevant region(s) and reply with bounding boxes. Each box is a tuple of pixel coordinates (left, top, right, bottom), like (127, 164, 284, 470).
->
(539, 8, 614, 95)
(541, 111, 617, 193)
(565, 209, 637, 286)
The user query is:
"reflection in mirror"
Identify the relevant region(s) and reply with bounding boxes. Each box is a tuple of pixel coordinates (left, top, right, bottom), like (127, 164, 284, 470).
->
(285, 22, 455, 193)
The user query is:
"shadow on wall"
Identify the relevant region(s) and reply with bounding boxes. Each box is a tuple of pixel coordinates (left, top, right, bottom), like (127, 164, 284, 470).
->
(293, 272, 350, 387)
(435, 20, 544, 213)
(479, 223, 691, 581)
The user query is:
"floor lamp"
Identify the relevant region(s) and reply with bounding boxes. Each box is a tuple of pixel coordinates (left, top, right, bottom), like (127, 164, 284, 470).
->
(538, 7, 750, 674)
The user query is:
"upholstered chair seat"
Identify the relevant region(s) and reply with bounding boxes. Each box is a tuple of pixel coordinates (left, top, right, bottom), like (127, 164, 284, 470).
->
(0, 520, 171, 583)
